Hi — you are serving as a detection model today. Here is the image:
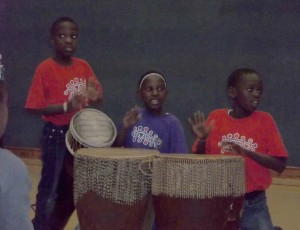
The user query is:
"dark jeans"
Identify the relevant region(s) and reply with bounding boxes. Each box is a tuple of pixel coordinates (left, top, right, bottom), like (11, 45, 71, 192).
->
(46, 153, 75, 229)
(32, 122, 74, 230)
(241, 190, 274, 230)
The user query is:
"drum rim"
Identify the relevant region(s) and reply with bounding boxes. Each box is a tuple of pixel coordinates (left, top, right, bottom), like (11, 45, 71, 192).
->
(154, 153, 244, 160)
(65, 130, 89, 155)
(69, 108, 117, 148)
(65, 130, 75, 155)
(75, 147, 159, 159)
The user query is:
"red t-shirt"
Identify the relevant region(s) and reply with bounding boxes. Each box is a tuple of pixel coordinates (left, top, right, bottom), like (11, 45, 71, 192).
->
(25, 58, 103, 126)
(192, 109, 288, 193)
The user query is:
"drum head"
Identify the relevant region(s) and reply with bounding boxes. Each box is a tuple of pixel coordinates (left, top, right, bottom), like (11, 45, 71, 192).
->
(70, 108, 117, 148)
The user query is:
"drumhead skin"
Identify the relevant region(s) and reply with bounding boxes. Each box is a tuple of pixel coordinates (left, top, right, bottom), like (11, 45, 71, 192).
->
(70, 108, 117, 147)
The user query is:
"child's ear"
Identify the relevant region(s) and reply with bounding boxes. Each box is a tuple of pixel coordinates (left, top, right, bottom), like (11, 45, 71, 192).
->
(228, 86, 236, 99)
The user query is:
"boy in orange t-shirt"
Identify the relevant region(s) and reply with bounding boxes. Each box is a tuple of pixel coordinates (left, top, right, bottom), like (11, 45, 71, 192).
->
(189, 68, 287, 230)
(25, 16, 103, 229)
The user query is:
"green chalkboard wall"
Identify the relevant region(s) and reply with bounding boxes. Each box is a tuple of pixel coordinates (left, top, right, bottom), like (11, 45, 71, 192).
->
(1, 1, 299, 166)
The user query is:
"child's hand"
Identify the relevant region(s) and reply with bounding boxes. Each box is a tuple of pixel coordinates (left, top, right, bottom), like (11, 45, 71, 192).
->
(86, 78, 102, 102)
(123, 106, 141, 129)
(68, 94, 86, 111)
(188, 110, 213, 140)
(221, 141, 245, 156)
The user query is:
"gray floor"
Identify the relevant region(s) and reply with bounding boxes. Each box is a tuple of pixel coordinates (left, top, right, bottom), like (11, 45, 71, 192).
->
(25, 158, 300, 230)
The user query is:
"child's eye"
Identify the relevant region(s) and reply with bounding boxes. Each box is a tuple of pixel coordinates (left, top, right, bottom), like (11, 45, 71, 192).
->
(143, 87, 152, 92)
(247, 88, 253, 92)
(157, 87, 165, 92)
(57, 34, 77, 39)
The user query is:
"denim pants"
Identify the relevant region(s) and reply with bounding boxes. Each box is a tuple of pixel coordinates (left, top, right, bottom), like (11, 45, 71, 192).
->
(32, 122, 73, 230)
(241, 190, 274, 230)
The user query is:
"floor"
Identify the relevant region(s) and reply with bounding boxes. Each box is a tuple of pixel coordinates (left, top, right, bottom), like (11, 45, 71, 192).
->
(24, 158, 300, 230)
(25, 158, 78, 230)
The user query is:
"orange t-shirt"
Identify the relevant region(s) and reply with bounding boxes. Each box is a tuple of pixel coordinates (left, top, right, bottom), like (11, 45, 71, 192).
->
(192, 109, 288, 193)
(25, 58, 103, 126)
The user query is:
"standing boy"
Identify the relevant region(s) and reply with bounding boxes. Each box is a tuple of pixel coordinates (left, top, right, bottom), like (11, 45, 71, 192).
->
(189, 68, 287, 230)
(25, 16, 103, 229)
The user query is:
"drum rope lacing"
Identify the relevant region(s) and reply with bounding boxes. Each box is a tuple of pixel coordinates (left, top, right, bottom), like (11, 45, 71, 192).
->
(74, 153, 157, 205)
(151, 155, 246, 199)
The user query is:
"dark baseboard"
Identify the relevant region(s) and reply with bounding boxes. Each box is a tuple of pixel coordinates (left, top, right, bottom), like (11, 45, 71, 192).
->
(6, 146, 41, 159)
(5, 146, 300, 180)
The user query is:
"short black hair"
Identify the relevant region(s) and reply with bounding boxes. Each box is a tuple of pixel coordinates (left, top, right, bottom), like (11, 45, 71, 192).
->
(50, 16, 78, 36)
(227, 68, 259, 88)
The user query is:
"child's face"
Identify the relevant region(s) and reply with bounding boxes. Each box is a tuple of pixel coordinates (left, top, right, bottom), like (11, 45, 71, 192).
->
(138, 74, 168, 115)
(51, 21, 78, 61)
(230, 73, 263, 117)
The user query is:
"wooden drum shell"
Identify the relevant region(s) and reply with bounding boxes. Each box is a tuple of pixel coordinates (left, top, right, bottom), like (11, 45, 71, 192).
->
(74, 148, 159, 230)
(152, 154, 245, 230)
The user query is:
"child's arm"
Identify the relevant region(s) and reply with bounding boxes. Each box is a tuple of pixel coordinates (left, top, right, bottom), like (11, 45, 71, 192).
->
(188, 111, 214, 154)
(192, 139, 207, 154)
(28, 78, 103, 114)
(221, 141, 286, 173)
(113, 106, 141, 147)
(85, 78, 103, 108)
(26, 94, 86, 115)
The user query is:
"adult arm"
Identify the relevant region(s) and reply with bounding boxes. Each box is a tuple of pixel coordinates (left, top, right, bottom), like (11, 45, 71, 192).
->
(0, 150, 33, 230)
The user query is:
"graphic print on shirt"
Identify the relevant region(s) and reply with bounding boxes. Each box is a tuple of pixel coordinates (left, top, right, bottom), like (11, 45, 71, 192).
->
(64, 77, 87, 101)
(218, 133, 258, 154)
(131, 126, 163, 149)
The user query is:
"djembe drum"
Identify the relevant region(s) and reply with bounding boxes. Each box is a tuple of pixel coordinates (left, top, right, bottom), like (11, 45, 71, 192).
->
(73, 147, 159, 230)
(152, 154, 245, 230)
(65, 108, 117, 155)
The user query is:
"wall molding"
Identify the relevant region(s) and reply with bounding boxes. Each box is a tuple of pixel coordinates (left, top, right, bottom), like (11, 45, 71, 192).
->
(7, 146, 41, 159)
(6, 146, 300, 180)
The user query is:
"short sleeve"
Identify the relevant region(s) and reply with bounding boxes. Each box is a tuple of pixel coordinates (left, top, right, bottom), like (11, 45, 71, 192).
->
(25, 64, 49, 109)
